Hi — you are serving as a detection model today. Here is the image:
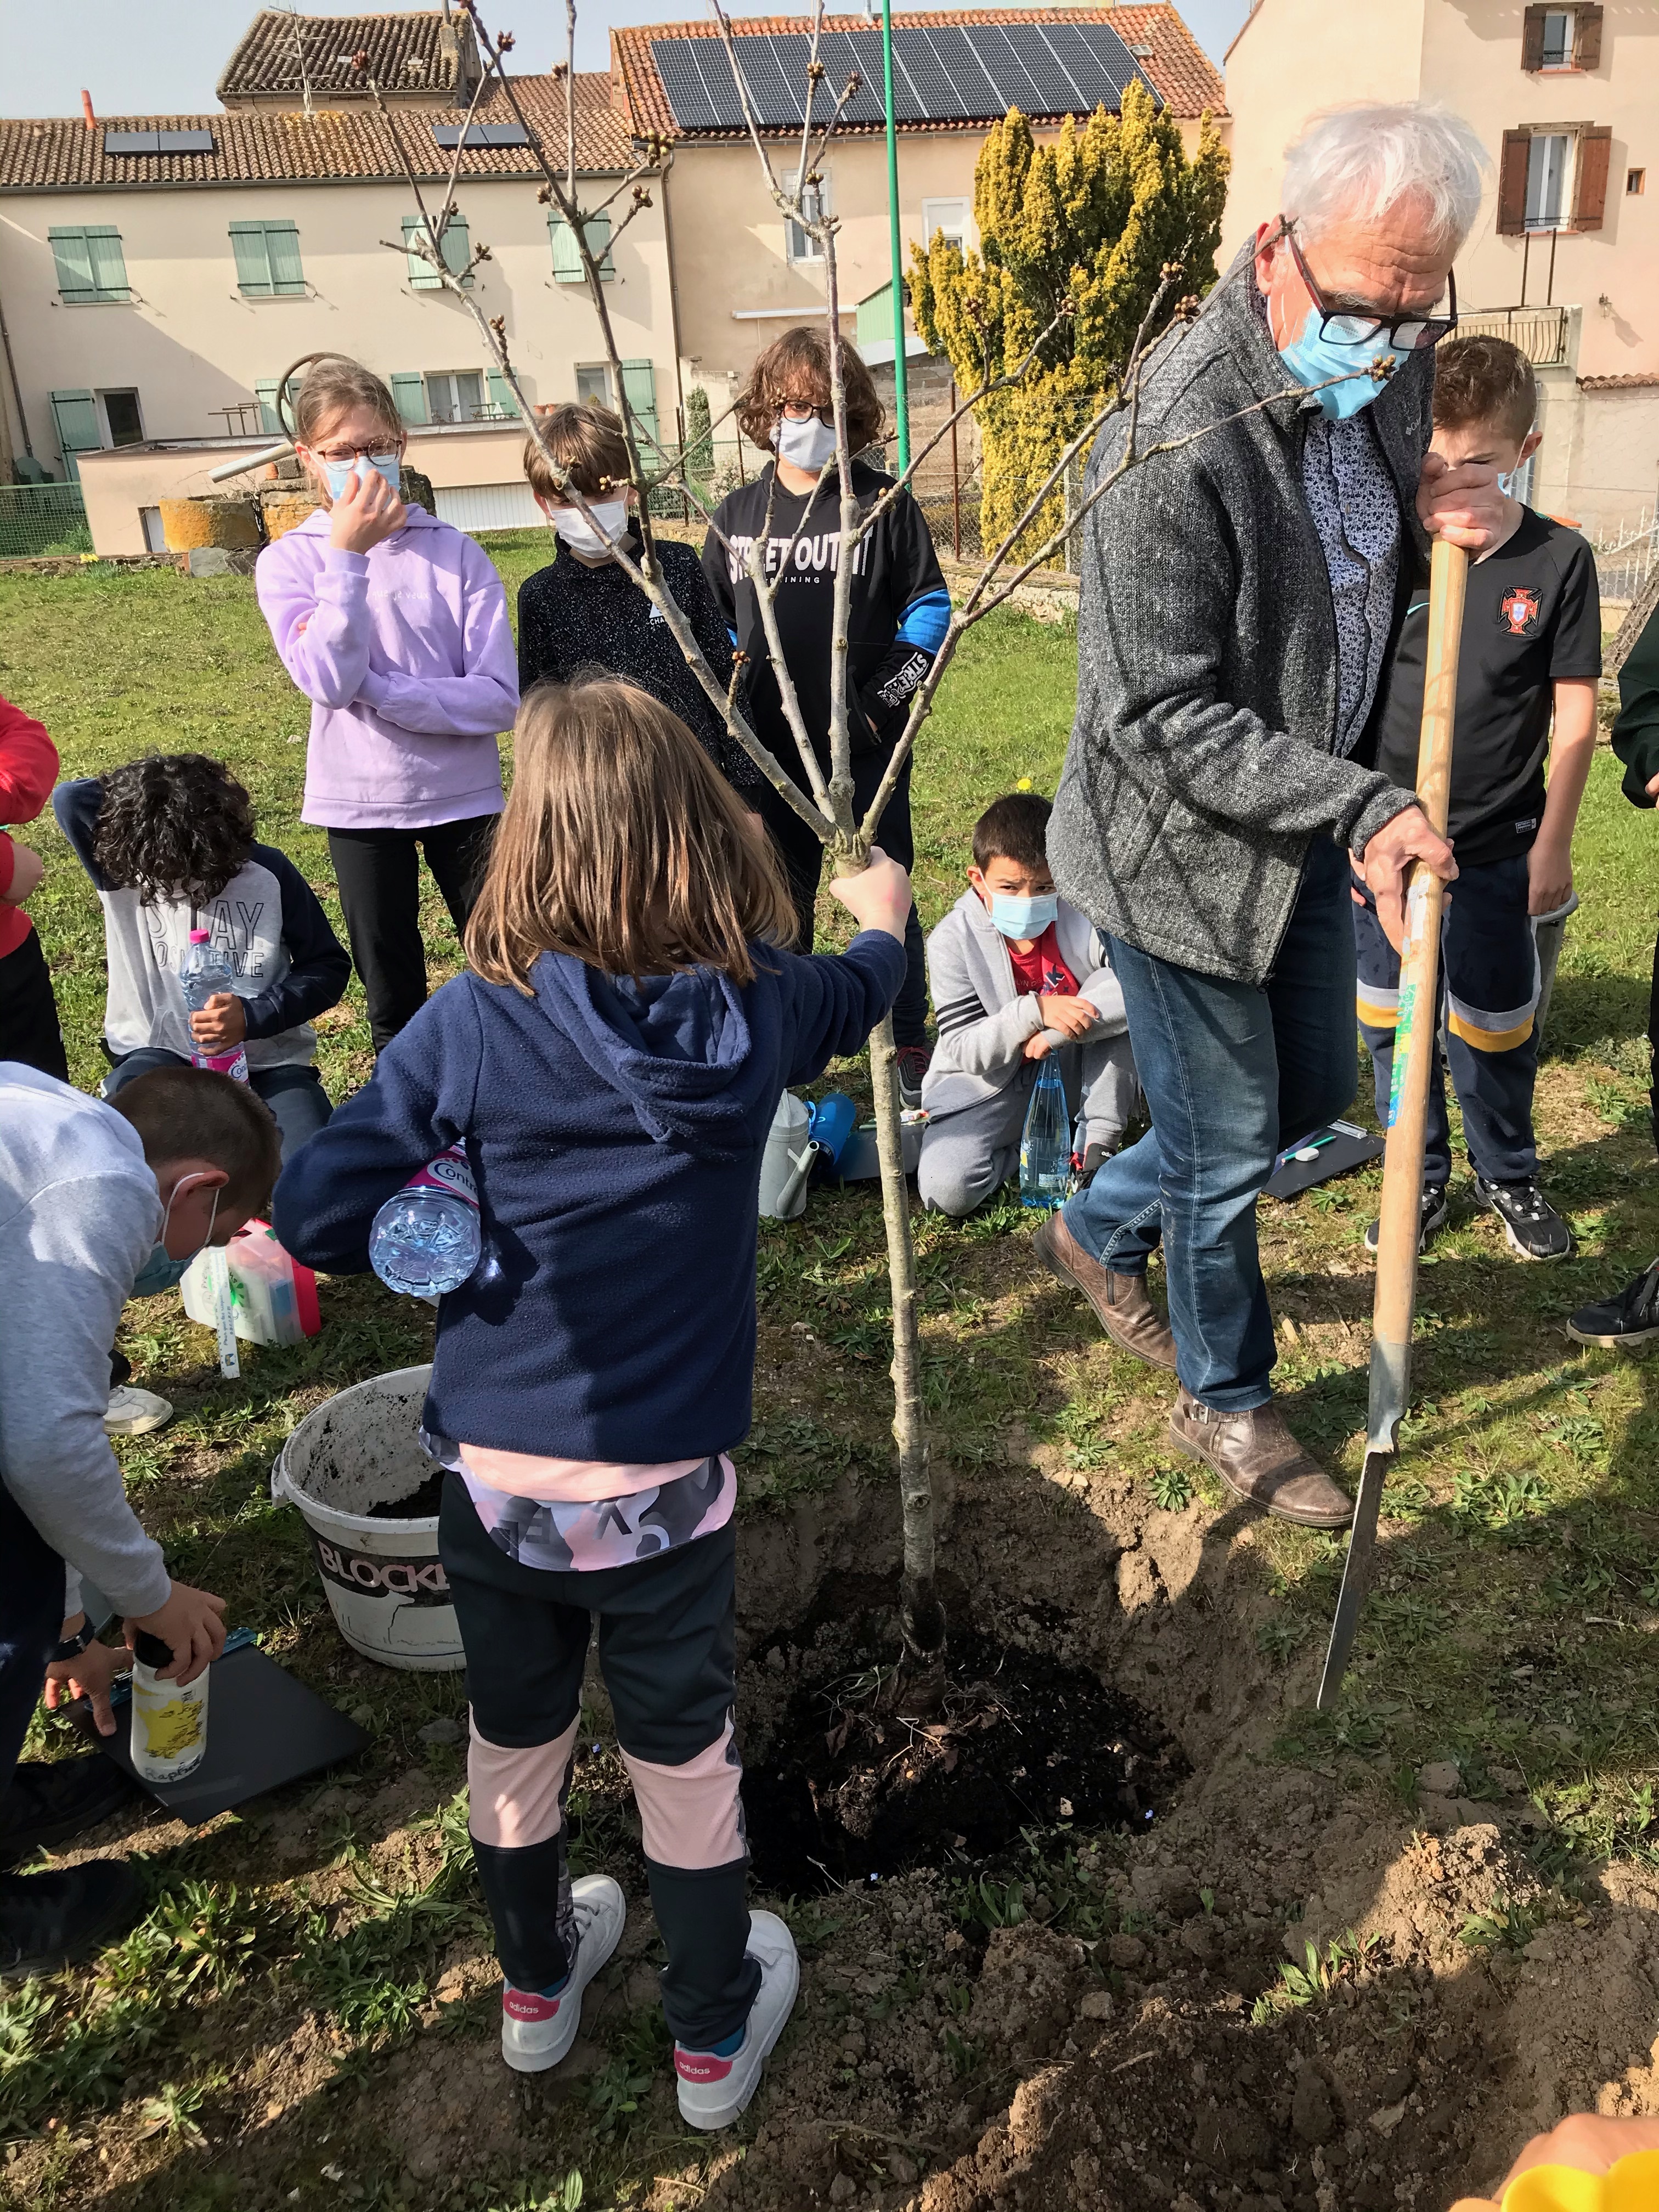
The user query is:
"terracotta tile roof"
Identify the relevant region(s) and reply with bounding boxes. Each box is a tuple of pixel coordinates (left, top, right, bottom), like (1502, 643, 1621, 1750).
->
(611, 5, 1224, 138)
(1577, 373, 1659, 390)
(0, 72, 635, 191)
(217, 10, 471, 104)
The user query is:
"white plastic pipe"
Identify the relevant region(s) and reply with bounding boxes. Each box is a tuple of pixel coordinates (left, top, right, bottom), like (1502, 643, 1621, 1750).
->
(207, 439, 293, 483)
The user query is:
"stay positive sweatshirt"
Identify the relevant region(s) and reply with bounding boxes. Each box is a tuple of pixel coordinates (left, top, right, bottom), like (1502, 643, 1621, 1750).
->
(255, 506, 518, 831)
(273, 932, 905, 1462)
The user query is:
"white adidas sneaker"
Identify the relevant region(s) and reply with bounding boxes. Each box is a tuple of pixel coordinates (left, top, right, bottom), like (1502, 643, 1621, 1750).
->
(674, 1910, 799, 2131)
(499, 1874, 625, 2074)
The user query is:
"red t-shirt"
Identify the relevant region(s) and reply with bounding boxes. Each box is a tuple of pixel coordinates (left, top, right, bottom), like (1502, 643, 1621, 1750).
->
(1007, 923, 1078, 1002)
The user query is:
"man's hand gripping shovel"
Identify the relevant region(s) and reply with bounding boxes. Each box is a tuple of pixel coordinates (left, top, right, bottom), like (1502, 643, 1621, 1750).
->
(1317, 537, 1468, 1712)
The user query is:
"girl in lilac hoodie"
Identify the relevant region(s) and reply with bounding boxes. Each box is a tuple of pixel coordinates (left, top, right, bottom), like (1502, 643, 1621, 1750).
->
(256, 358, 518, 1049)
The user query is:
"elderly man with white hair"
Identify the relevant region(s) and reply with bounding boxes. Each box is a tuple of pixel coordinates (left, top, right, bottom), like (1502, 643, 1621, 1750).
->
(1039, 104, 1500, 1528)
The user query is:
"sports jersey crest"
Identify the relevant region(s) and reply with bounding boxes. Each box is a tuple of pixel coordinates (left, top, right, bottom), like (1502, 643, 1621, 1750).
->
(1499, 586, 1541, 637)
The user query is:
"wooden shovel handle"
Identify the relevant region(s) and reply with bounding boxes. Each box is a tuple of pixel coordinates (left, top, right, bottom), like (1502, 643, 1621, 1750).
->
(1367, 537, 1468, 1435)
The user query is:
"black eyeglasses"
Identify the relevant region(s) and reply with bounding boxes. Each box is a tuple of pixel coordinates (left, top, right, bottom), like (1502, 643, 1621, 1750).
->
(1286, 226, 1458, 351)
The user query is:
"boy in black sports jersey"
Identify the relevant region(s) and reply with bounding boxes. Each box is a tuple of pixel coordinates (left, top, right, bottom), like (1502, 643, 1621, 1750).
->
(1354, 336, 1601, 1260)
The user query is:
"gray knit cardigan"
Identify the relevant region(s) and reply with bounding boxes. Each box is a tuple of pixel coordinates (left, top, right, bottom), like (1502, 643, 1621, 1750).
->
(1048, 252, 1434, 987)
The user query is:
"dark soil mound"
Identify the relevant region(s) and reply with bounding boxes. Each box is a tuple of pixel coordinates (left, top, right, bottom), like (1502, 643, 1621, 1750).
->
(744, 1619, 1183, 1894)
(363, 1466, 447, 1520)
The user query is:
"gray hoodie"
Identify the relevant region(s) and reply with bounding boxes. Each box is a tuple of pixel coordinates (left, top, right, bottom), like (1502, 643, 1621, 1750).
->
(0, 1065, 171, 1618)
(921, 890, 1127, 1122)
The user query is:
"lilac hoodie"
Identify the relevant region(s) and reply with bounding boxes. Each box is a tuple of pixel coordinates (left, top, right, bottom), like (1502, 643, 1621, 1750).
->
(256, 505, 518, 830)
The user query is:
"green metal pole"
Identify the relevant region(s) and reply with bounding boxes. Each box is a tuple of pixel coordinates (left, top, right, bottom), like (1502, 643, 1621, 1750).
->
(881, 0, 910, 471)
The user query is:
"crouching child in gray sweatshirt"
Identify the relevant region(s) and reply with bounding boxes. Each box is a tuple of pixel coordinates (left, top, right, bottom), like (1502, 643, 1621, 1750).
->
(918, 792, 1137, 1217)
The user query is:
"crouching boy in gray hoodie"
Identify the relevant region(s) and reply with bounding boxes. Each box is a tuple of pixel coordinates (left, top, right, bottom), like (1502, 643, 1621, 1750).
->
(918, 792, 1137, 1216)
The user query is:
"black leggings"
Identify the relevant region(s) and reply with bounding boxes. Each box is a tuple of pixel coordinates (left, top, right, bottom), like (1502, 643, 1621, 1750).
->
(0, 930, 67, 1083)
(327, 816, 496, 1052)
(754, 748, 929, 1049)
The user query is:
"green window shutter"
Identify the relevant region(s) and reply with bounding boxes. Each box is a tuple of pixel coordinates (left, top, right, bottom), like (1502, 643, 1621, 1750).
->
(585, 215, 614, 281)
(254, 379, 281, 433)
(267, 223, 304, 295)
(87, 228, 129, 300)
(620, 360, 658, 452)
(549, 215, 612, 282)
(441, 216, 471, 284)
(403, 216, 443, 289)
(49, 229, 96, 301)
(230, 222, 273, 295)
(50, 390, 100, 479)
(485, 369, 520, 419)
(390, 373, 429, 427)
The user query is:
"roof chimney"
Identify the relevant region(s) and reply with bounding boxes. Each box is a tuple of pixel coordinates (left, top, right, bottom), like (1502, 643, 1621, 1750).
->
(81, 89, 95, 131)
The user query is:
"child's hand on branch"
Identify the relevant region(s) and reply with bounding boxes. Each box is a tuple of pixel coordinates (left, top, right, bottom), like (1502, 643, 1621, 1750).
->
(829, 847, 912, 943)
(1039, 994, 1096, 1039)
(189, 992, 247, 1049)
(329, 465, 406, 555)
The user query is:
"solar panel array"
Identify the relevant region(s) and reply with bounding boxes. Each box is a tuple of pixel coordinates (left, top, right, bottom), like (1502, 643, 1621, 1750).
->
(432, 121, 531, 148)
(648, 20, 1159, 134)
(103, 128, 217, 155)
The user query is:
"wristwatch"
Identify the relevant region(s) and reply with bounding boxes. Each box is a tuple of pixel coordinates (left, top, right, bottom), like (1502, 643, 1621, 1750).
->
(52, 1622, 97, 1663)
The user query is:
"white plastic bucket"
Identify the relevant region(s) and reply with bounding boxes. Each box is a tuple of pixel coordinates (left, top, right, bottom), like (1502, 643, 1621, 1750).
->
(759, 1091, 813, 1220)
(271, 1364, 464, 1672)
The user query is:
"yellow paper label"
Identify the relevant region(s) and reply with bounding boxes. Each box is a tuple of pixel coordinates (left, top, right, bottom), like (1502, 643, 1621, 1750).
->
(139, 1697, 204, 1759)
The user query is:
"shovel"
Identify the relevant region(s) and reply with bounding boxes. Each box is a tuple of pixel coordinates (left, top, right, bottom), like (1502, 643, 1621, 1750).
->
(1316, 537, 1468, 1712)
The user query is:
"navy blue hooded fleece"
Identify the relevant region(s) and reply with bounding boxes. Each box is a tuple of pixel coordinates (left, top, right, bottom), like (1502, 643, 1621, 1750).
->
(273, 931, 904, 1462)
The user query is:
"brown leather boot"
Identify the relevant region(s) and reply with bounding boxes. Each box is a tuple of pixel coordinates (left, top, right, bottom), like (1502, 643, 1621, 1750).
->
(1169, 1391, 1353, 1528)
(1032, 1211, 1177, 1372)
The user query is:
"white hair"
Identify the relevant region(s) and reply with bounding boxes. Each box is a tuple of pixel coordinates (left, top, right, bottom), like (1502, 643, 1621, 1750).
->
(1280, 103, 1489, 256)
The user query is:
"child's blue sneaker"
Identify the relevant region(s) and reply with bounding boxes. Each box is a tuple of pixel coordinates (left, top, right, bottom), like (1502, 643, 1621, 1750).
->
(500, 1874, 625, 2073)
(674, 1910, 799, 2130)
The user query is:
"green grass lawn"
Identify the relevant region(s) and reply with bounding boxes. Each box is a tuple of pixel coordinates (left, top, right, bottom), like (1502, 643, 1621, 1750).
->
(1, 554, 1657, 2207)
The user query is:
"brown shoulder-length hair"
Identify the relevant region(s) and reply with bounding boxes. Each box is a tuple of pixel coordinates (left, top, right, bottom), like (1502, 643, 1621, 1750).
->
(735, 324, 884, 455)
(466, 679, 798, 992)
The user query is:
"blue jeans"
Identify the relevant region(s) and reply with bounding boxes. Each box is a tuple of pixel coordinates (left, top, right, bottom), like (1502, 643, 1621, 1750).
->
(1062, 837, 1358, 1411)
(104, 1051, 331, 1165)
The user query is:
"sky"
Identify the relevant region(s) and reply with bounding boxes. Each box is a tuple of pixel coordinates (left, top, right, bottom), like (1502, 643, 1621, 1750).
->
(0, 0, 1253, 117)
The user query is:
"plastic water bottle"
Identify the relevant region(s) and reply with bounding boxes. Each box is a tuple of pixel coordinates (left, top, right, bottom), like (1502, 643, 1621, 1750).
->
(368, 1147, 482, 1297)
(1019, 1057, 1071, 1210)
(180, 927, 248, 1082)
(130, 1628, 210, 1784)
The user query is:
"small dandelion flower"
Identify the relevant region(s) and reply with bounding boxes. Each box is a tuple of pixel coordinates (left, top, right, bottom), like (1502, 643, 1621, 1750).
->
(1015, 776, 1034, 792)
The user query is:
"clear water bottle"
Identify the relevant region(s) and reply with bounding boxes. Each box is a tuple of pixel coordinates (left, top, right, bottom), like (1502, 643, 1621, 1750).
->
(180, 927, 248, 1082)
(1019, 1056, 1071, 1210)
(369, 1146, 482, 1298)
(130, 1628, 210, 1784)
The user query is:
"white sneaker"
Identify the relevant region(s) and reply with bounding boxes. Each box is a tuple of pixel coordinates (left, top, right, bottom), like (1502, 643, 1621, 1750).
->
(104, 1384, 173, 1437)
(674, 1909, 799, 2131)
(499, 1874, 624, 2074)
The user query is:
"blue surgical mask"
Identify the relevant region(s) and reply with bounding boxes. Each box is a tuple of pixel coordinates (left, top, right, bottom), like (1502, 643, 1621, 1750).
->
(131, 1243, 190, 1298)
(989, 892, 1059, 940)
(324, 454, 402, 501)
(1276, 314, 1396, 422)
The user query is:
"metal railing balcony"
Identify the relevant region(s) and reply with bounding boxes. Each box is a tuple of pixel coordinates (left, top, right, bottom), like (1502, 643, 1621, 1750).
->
(1449, 304, 1570, 368)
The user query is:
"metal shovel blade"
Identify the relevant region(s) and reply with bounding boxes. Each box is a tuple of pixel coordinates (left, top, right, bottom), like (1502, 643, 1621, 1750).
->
(1316, 1341, 1406, 1713)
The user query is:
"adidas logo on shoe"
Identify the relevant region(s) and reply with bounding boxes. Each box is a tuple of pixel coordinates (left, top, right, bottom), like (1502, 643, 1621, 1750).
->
(503, 1987, 563, 2025)
(675, 2044, 739, 2084)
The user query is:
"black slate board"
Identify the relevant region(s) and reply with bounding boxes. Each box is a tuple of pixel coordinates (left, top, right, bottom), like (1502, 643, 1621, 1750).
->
(77, 1641, 368, 1824)
(1262, 1118, 1385, 1201)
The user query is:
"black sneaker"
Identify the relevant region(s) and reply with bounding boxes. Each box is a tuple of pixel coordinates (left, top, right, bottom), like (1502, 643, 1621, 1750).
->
(1364, 1185, 1449, 1255)
(1567, 1259, 1659, 1350)
(0, 1759, 137, 1870)
(894, 1045, 931, 1111)
(0, 1861, 146, 1980)
(1475, 1176, 1572, 1261)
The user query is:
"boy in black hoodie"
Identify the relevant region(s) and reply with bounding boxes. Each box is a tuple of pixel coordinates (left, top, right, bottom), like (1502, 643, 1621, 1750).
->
(703, 326, 949, 1102)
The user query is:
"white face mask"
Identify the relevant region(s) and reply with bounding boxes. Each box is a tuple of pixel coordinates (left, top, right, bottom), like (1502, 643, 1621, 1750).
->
(773, 413, 839, 473)
(551, 497, 629, 555)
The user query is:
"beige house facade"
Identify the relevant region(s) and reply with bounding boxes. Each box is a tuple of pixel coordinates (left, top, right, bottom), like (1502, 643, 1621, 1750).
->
(1222, 0, 1658, 543)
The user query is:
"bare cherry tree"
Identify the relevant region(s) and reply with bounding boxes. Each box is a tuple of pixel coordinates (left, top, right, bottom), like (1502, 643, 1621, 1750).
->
(351, 0, 1307, 1694)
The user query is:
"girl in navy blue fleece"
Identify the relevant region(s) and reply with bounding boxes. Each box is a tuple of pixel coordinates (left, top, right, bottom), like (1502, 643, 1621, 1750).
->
(273, 678, 909, 2129)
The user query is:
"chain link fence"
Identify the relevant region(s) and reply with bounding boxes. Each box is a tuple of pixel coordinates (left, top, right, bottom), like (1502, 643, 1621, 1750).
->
(0, 482, 92, 560)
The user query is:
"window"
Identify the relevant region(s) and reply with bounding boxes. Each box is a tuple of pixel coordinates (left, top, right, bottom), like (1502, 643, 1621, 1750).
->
(230, 220, 304, 297)
(921, 198, 970, 253)
(425, 371, 484, 425)
(100, 390, 144, 447)
(1525, 133, 1571, 228)
(549, 213, 614, 283)
(575, 364, 612, 408)
(1522, 3, 1602, 70)
(1630, 168, 1647, 195)
(403, 213, 471, 290)
(48, 225, 129, 303)
(786, 168, 829, 263)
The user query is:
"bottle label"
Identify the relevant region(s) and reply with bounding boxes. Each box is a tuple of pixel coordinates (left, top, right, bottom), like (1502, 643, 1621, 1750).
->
(193, 1045, 249, 1084)
(405, 1146, 478, 1209)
